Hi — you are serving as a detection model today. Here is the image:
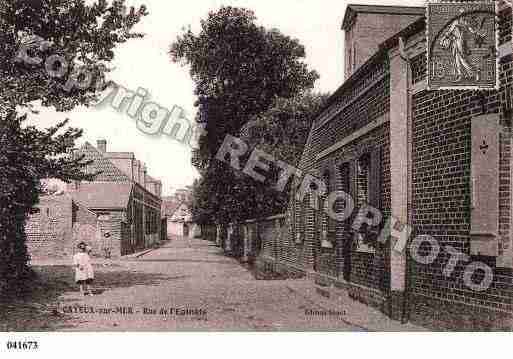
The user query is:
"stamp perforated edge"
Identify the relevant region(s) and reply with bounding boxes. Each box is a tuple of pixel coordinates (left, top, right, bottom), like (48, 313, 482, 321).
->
(425, 0, 500, 91)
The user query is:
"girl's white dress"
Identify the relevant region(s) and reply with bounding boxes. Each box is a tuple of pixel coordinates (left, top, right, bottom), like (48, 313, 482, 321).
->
(73, 252, 94, 282)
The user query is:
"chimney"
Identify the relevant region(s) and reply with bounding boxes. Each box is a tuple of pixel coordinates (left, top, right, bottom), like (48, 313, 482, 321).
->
(138, 161, 144, 186)
(97, 139, 107, 153)
(157, 181, 162, 198)
(143, 164, 148, 189)
(135, 160, 141, 184)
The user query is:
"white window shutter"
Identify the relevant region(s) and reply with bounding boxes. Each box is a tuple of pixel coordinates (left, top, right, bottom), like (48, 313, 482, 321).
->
(470, 114, 499, 257)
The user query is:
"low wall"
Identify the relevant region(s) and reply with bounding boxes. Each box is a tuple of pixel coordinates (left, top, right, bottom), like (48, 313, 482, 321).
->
(201, 225, 217, 242)
(206, 214, 288, 266)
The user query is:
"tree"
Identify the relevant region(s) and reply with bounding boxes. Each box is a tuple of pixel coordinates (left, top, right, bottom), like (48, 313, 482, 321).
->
(171, 6, 319, 225)
(171, 6, 318, 168)
(0, 113, 95, 296)
(241, 92, 328, 167)
(190, 178, 214, 225)
(190, 93, 327, 225)
(0, 0, 147, 296)
(1, 0, 147, 112)
(232, 92, 329, 220)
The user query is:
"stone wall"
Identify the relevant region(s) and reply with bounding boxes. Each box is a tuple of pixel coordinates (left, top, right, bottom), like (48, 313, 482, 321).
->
(26, 195, 73, 259)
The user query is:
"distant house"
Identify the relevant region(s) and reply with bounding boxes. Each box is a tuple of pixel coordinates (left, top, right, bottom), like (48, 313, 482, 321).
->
(162, 192, 192, 239)
(26, 140, 164, 258)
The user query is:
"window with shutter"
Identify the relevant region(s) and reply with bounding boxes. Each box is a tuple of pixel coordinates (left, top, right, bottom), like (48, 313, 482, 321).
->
(354, 149, 382, 253)
(293, 187, 302, 245)
(321, 170, 333, 248)
(296, 193, 308, 245)
(370, 147, 382, 211)
(357, 154, 370, 208)
(328, 165, 337, 237)
(338, 162, 352, 227)
(348, 160, 358, 218)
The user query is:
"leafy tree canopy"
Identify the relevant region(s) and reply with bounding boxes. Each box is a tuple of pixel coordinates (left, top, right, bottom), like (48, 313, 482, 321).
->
(192, 92, 328, 225)
(171, 6, 320, 225)
(171, 6, 319, 165)
(0, 0, 147, 112)
(0, 0, 147, 296)
(241, 92, 328, 167)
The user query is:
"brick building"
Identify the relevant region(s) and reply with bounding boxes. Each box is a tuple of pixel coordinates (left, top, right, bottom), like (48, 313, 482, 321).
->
(257, 3, 513, 330)
(26, 194, 98, 259)
(26, 140, 164, 258)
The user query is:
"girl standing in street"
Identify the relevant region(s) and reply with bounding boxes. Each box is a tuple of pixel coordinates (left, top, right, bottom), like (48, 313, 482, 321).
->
(73, 242, 94, 296)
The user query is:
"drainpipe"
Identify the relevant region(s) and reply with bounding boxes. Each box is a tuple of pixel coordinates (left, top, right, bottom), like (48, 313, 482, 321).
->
(398, 36, 413, 324)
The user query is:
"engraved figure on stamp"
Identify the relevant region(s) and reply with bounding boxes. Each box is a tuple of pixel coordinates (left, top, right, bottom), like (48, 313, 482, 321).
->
(439, 8, 487, 82)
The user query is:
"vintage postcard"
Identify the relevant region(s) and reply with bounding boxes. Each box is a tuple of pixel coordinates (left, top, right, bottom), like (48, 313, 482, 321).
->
(1, 0, 513, 355)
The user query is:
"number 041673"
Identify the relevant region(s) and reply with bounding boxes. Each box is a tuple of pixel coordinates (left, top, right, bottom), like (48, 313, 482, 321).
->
(6, 341, 39, 350)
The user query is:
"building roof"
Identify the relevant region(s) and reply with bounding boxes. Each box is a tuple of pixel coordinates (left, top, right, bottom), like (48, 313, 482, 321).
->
(105, 152, 135, 159)
(76, 142, 131, 182)
(71, 182, 133, 210)
(342, 4, 425, 30)
(315, 13, 428, 127)
(146, 174, 161, 184)
(380, 16, 427, 51)
(162, 198, 182, 217)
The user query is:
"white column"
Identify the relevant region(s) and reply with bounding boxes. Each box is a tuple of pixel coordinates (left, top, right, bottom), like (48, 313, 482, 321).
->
(389, 52, 410, 292)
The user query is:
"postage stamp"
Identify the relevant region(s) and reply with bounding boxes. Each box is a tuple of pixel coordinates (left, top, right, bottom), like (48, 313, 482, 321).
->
(426, 0, 499, 90)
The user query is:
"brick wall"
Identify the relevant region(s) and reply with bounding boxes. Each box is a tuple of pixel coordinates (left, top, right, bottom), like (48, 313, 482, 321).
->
(345, 12, 422, 78)
(408, 16, 513, 328)
(499, 7, 512, 46)
(411, 53, 427, 84)
(206, 6, 513, 330)
(270, 54, 392, 290)
(26, 195, 73, 259)
(87, 210, 126, 258)
(107, 212, 124, 258)
(253, 7, 513, 329)
(215, 215, 306, 277)
(72, 201, 100, 256)
(307, 60, 390, 163)
(121, 221, 132, 256)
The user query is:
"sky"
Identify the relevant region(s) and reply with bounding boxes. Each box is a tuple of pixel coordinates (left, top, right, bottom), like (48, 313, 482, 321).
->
(29, 0, 425, 196)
